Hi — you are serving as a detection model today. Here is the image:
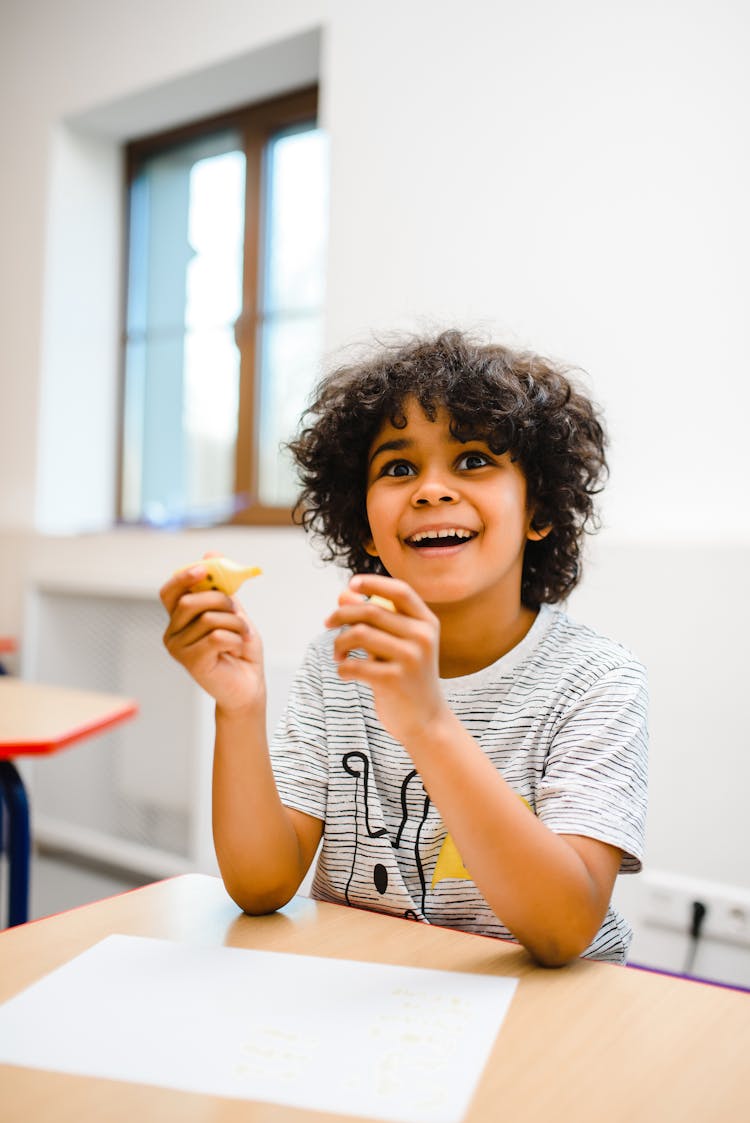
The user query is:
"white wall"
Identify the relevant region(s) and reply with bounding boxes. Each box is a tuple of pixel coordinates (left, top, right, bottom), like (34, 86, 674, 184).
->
(1, 0, 748, 980)
(3, 0, 749, 540)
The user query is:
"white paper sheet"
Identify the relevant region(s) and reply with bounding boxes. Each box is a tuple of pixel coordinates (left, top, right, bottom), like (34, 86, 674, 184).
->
(0, 935, 517, 1123)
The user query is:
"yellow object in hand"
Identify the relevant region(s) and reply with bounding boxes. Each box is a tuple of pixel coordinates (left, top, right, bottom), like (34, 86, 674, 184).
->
(178, 557, 262, 595)
(369, 594, 396, 612)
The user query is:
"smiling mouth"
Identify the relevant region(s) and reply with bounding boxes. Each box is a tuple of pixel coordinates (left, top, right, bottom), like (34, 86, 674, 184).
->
(405, 528, 478, 548)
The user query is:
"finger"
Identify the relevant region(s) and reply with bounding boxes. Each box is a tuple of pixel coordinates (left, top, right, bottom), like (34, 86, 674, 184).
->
(190, 628, 253, 669)
(164, 626, 253, 675)
(337, 588, 369, 608)
(333, 624, 420, 665)
(165, 605, 249, 649)
(325, 598, 408, 634)
(166, 589, 244, 635)
(202, 626, 252, 656)
(159, 565, 208, 613)
(336, 655, 405, 684)
(336, 588, 397, 614)
(348, 575, 433, 620)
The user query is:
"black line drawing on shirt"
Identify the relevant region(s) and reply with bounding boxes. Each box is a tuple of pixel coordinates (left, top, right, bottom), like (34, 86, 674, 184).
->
(373, 863, 388, 894)
(394, 769, 431, 917)
(395, 769, 418, 848)
(341, 755, 431, 916)
(341, 751, 387, 906)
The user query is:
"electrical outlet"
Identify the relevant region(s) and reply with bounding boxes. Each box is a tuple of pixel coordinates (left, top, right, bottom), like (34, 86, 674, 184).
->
(641, 872, 750, 949)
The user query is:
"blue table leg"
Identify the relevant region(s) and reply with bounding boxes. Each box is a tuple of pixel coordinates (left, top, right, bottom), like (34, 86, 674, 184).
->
(0, 780, 4, 896)
(0, 760, 30, 927)
(0, 637, 5, 880)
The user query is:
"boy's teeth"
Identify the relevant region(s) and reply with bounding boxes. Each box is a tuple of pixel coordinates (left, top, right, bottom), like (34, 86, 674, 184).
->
(410, 528, 473, 543)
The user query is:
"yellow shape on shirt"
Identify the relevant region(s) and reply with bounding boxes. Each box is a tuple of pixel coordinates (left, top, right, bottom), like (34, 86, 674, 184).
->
(431, 796, 533, 888)
(432, 833, 472, 887)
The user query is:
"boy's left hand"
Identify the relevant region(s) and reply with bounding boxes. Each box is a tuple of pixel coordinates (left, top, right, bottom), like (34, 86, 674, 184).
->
(325, 575, 450, 749)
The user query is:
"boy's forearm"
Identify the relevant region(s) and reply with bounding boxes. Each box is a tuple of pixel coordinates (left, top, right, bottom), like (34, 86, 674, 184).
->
(212, 706, 307, 913)
(403, 710, 609, 966)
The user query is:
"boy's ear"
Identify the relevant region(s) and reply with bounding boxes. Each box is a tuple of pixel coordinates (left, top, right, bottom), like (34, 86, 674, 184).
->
(363, 536, 379, 558)
(527, 519, 552, 542)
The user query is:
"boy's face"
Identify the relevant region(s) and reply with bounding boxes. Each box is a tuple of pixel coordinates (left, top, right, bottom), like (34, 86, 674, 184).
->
(364, 396, 546, 614)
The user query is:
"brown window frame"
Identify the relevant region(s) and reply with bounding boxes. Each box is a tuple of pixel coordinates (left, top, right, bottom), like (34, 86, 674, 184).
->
(119, 85, 319, 528)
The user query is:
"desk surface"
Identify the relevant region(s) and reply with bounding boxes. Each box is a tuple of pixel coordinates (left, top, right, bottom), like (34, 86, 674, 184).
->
(0, 678, 137, 757)
(0, 874, 748, 1123)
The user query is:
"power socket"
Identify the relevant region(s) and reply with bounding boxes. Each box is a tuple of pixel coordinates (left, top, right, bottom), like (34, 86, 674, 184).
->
(641, 872, 750, 949)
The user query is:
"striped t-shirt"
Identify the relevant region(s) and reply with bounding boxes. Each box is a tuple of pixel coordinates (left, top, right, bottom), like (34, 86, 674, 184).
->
(269, 604, 648, 963)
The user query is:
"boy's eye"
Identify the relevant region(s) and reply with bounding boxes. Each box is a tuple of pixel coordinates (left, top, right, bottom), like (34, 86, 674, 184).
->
(457, 451, 491, 470)
(382, 460, 416, 478)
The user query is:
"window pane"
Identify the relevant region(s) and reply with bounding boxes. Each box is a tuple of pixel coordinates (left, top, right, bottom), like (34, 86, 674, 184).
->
(122, 131, 245, 525)
(183, 325, 240, 513)
(257, 124, 328, 507)
(121, 340, 146, 522)
(186, 151, 245, 330)
(257, 313, 324, 508)
(263, 125, 328, 311)
(183, 150, 244, 517)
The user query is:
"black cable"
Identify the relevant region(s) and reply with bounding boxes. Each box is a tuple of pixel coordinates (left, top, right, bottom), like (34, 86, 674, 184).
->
(683, 899, 708, 976)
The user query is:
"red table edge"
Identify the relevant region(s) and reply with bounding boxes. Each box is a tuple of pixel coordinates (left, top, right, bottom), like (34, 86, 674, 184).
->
(0, 702, 138, 759)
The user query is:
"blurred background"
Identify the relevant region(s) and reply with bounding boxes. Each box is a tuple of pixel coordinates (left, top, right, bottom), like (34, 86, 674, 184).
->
(0, 0, 748, 985)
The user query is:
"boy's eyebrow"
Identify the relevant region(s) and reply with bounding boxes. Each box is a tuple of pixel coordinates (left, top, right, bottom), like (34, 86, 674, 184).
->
(368, 432, 498, 467)
(368, 437, 412, 465)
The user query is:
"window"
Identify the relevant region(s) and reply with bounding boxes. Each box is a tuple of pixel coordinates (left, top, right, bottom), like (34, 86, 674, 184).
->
(119, 87, 327, 527)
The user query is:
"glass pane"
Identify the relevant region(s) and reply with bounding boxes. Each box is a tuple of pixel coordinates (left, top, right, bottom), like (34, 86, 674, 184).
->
(186, 150, 245, 330)
(262, 125, 328, 313)
(257, 313, 324, 508)
(183, 325, 240, 513)
(121, 340, 146, 523)
(256, 121, 328, 509)
(134, 334, 187, 526)
(122, 131, 245, 525)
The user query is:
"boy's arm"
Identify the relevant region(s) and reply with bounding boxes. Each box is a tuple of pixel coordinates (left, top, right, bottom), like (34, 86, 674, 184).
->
(328, 575, 627, 967)
(212, 706, 323, 913)
(160, 567, 322, 913)
(395, 708, 622, 966)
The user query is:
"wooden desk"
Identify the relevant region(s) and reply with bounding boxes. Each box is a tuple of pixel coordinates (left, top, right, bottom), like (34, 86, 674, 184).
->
(0, 874, 748, 1123)
(0, 679, 137, 926)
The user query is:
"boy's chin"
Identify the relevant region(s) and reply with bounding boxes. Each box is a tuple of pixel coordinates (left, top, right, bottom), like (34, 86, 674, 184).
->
(412, 579, 479, 607)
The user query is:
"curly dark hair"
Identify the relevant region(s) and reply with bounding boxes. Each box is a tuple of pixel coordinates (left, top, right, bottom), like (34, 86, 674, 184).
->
(288, 330, 608, 608)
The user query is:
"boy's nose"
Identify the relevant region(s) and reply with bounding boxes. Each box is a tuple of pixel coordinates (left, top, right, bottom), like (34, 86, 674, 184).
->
(412, 477, 458, 506)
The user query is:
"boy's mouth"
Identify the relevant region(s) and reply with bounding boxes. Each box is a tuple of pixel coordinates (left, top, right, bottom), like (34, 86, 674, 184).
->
(404, 528, 478, 549)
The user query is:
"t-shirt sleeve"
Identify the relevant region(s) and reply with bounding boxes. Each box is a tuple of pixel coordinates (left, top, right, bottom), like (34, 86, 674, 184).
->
(268, 643, 329, 822)
(535, 660, 648, 872)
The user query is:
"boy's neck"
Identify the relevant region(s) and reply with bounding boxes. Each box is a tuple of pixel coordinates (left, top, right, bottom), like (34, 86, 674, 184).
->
(436, 602, 539, 678)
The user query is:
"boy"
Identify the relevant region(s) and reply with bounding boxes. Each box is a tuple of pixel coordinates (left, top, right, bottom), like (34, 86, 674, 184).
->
(161, 330, 647, 966)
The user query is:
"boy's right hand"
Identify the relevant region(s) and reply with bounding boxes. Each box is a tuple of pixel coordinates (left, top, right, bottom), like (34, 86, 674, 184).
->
(160, 563, 265, 716)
